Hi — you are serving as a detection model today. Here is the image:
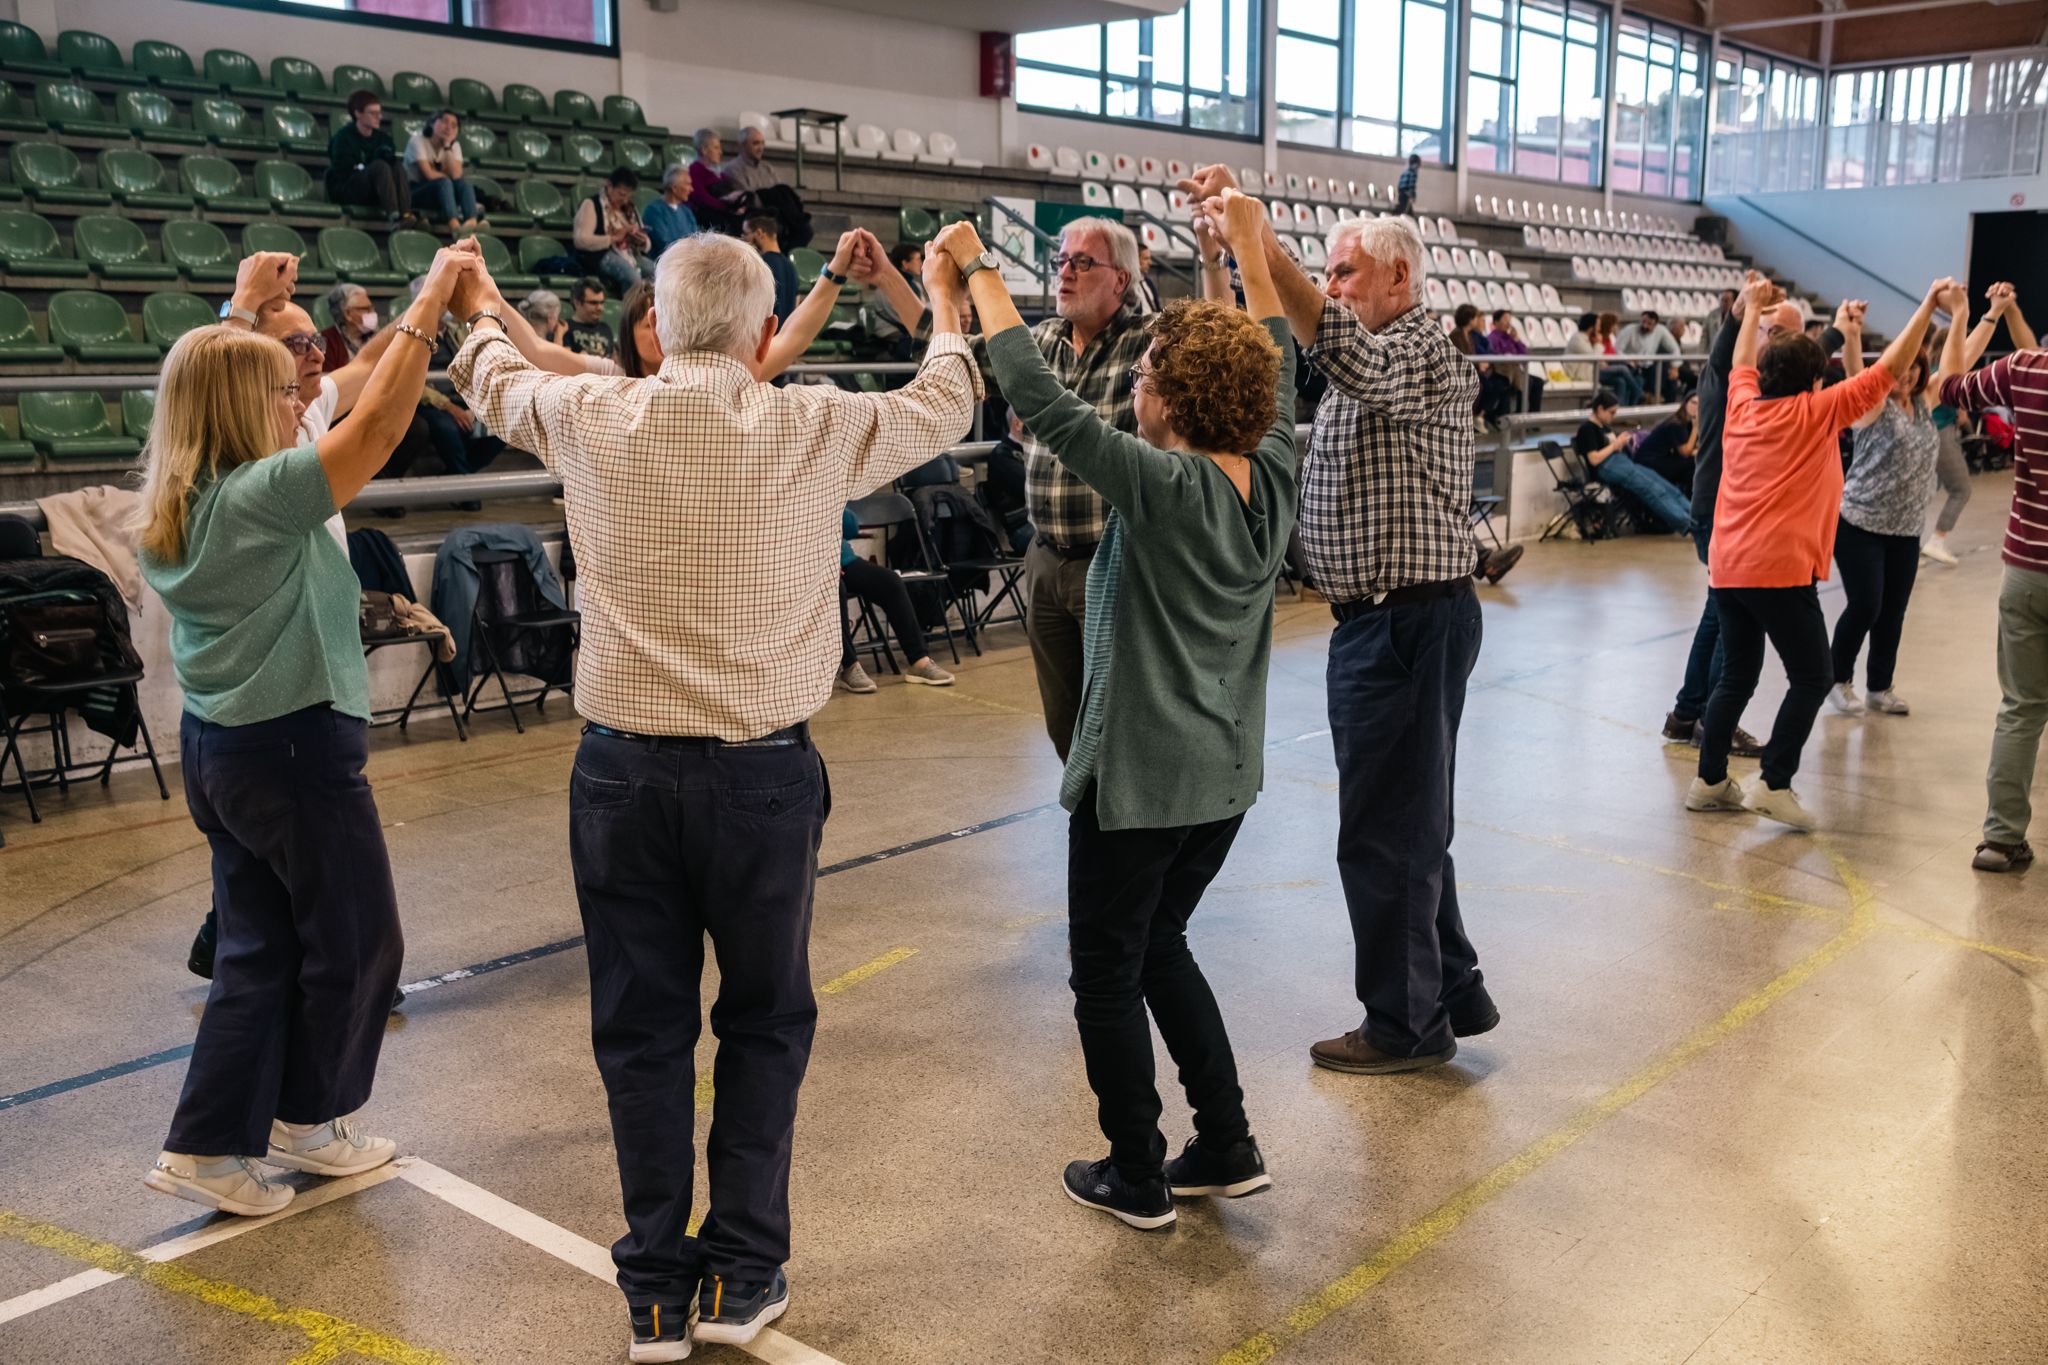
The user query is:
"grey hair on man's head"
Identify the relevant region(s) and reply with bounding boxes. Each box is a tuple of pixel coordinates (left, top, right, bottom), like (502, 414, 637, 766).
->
(660, 163, 688, 194)
(1325, 215, 1427, 294)
(655, 232, 776, 361)
(325, 281, 367, 317)
(1059, 215, 1144, 313)
(518, 288, 562, 328)
(692, 127, 719, 153)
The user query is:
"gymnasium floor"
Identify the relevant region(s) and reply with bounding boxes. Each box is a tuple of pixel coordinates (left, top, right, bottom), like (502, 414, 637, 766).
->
(1, 477, 2042, 1365)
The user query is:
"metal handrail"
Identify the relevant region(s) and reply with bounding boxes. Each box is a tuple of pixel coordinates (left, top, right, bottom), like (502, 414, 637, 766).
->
(981, 198, 1059, 296)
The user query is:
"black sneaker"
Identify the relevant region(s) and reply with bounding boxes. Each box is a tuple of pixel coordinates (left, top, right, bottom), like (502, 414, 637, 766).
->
(1446, 983, 1501, 1038)
(1165, 1136, 1271, 1199)
(187, 911, 217, 980)
(1062, 1157, 1175, 1231)
(627, 1301, 693, 1362)
(695, 1270, 788, 1347)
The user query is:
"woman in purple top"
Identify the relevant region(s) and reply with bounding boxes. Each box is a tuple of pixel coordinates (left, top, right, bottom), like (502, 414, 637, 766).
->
(687, 128, 747, 234)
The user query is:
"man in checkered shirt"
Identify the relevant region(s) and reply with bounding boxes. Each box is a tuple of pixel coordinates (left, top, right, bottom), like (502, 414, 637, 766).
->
(447, 232, 980, 1351)
(1184, 164, 1496, 1078)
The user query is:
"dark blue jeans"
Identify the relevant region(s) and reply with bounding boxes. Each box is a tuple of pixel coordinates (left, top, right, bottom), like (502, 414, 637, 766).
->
(1596, 450, 1691, 532)
(569, 725, 827, 1303)
(1674, 523, 1724, 722)
(166, 705, 403, 1157)
(1327, 581, 1486, 1057)
(409, 174, 477, 223)
(1700, 584, 1831, 790)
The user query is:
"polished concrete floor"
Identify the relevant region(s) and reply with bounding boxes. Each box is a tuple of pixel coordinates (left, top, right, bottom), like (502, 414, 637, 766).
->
(1, 477, 2043, 1365)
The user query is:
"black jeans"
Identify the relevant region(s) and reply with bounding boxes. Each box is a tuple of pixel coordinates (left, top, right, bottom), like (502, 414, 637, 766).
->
(1673, 523, 1725, 722)
(1831, 518, 1920, 692)
(839, 556, 927, 669)
(569, 726, 827, 1302)
(1700, 584, 1831, 790)
(1067, 784, 1249, 1182)
(1327, 581, 1486, 1057)
(419, 406, 506, 477)
(333, 161, 405, 216)
(166, 705, 403, 1157)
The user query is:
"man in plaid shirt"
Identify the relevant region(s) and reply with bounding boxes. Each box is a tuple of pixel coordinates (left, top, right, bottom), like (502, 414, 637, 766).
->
(1010, 217, 1153, 758)
(1184, 164, 1494, 1076)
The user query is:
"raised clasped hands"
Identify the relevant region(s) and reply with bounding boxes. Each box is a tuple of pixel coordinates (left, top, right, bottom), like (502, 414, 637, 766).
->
(232, 250, 299, 315)
(932, 220, 987, 275)
(1834, 298, 1868, 335)
(1741, 273, 1784, 316)
(1202, 187, 1268, 259)
(431, 238, 490, 319)
(1985, 281, 2017, 318)
(1176, 163, 1239, 203)
(1927, 276, 1963, 313)
(830, 228, 867, 282)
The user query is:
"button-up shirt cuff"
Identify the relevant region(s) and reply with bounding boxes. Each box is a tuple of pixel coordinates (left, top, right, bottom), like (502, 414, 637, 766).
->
(924, 330, 986, 402)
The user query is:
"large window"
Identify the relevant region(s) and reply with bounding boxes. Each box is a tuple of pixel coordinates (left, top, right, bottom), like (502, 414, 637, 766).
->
(1826, 54, 2046, 188)
(1609, 16, 1706, 199)
(1273, 0, 1454, 161)
(1465, 0, 1608, 185)
(1706, 46, 1821, 193)
(197, 0, 614, 50)
(1016, 2, 1259, 137)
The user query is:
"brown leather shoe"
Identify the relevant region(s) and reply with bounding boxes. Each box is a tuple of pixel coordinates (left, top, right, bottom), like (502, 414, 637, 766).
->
(1728, 726, 1765, 759)
(1309, 1028, 1457, 1074)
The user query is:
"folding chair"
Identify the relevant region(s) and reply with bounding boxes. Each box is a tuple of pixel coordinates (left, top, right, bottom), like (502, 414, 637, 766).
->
(1537, 439, 1613, 543)
(462, 550, 580, 733)
(363, 628, 466, 742)
(849, 492, 966, 664)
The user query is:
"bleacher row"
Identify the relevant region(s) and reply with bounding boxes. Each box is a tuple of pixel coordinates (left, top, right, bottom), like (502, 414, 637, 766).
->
(1467, 192, 1691, 239)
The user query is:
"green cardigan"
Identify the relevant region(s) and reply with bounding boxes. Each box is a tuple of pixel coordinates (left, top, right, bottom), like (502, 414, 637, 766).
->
(986, 316, 1299, 831)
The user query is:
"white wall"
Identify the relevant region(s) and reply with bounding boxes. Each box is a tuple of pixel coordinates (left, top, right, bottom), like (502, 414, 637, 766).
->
(1706, 175, 2046, 332)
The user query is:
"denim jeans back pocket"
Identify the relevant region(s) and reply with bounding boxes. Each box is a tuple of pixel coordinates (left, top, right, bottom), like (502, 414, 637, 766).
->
(720, 773, 820, 826)
(570, 764, 635, 811)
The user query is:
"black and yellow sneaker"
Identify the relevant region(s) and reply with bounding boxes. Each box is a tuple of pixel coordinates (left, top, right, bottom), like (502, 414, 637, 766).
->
(627, 1301, 693, 1362)
(695, 1270, 789, 1347)
(1165, 1136, 1271, 1199)
(1062, 1156, 1176, 1230)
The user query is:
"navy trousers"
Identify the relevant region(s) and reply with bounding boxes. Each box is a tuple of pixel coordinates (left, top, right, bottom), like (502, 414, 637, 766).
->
(1327, 581, 1487, 1058)
(1674, 523, 1726, 722)
(569, 726, 827, 1304)
(166, 705, 403, 1158)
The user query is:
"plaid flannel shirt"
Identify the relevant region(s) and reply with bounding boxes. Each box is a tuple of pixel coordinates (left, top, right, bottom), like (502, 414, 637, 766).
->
(1299, 300, 1481, 601)
(1005, 307, 1150, 550)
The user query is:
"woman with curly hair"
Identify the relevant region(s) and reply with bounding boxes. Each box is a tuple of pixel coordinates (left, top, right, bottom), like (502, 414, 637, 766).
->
(931, 192, 1296, 1233)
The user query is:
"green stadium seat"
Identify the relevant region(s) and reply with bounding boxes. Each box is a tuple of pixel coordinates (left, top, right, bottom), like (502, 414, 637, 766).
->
(11, 143, 113, 206)
(0, 84, 44, 133)
(179, 156, 269, 214)
(448, 78, 497, 118)
(100, 150, 193, 210)
(457, 124, 499, 166)
(0, 211, 89, 277)
(121, 389, 155, 442)
(602, 95, 667, 138)
(898, 206, 939, 245)
(630, 186, 658, 216)
(20, 389, 141, 460)
(0, 290, 63, 363)
(0, 21, 66, 77)
(271, 56, 339, 107)
(318, 227, 406, 286)
(513, 179, 572, 230)
(74, 216, 177, 281)
(118, 89, 206, 145)
(203, 48, 279, 99)
(132, 40, 215, 93)
(34, 82, 127, 138)
(503, 83, 560, 127)
(554, 90, 599, 127)
(265, 104, 325, 155)
(465, 173, 523, 226)
(142, 293, 215, 350)
(241, 221, 335, 284)
(195, 97, 274, 152)
(254, 159, 343, 219)
(386, 228, 440, 279)
(507, 128, 560, 169)
(562, 132, 606, 174)
(331, 64, 385, 106)
(47, 290, 159, 362)
(518, 234, 579, 289)
(390, 112, 427, 144)
(162, 220, 240, 282)
(0, 425, 35, 463)
(392, 71, 441, 110)
(614, 138, 657, 174)
(790, 247, 825, 290)
(471, 233, 538, 291)
(56, 30, 143, 85)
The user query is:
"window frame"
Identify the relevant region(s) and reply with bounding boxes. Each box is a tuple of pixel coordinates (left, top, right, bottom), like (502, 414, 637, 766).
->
(1015, 2, 1263, 142)
(1464, 0, 1611, 188)
(1272, 0, 1459, 165)
(1607, 13, 1709, 201)
(1707, 42, 1824, 194)
(184, 0, 621, 59)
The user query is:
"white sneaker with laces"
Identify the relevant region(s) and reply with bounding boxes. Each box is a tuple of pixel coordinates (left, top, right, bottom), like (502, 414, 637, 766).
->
(1828, 683, 1866, 716)
(266, 1117, 396, 1177)
(836, 662, 877, 694)
(1685, 776, 1746, 812)
(1743, 784, 1816, 831)
(905, 659, 954, 686)
(1920, 537, 1957, 566)
(1865, 689, 1910, 715)
(145, 1152, 294, 1216)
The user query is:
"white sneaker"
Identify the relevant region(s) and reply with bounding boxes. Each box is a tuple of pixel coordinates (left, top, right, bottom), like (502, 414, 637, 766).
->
(1828, 683, 1866, 716)
(266, 1117, 396, 1177)
(904, 659, 955, 686)
(1866, 689, 1910, 715)
(1685, 776, 1746, 812)
(1920, 537, 1958, 566)
(835, 662, 877, 694)
(1743, 784, 1816, 831)
(145, 1152, 294, 1216)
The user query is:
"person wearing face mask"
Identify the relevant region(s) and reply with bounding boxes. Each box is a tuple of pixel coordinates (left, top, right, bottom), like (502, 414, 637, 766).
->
(319, 283, 379, 371)
(132, 243, 478, 1220)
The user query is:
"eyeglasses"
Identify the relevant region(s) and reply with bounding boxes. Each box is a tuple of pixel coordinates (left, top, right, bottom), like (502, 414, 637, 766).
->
(1052, 253, 1100, 275)
(1130, 362, 1155, 389)
(276, 380, 301, 398)
(279, 333, 322, 357)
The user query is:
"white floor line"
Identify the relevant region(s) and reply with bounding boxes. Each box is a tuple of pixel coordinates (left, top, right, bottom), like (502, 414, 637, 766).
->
(398, 1159, 846, 1365)
(0, 1163, 404, 1327)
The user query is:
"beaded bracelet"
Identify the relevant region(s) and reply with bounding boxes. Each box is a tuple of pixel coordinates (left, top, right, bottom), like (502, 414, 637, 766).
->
(391, 321, 434, 346)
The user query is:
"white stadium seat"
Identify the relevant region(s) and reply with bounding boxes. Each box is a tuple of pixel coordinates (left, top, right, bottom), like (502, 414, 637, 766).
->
(1425, 277, 1450, 310)
(1446, 278, 1469, 307)
(1505, 282, 1528, 311)
(1293, 202, 1315, 229)
(1110, 152, 1138, 181)
(1166, 189, 1192, 221)
(1240, 165, 1262, 191)
(739, 110, 784, 149)
(1084, 149, 1111, 177)
(1053, 146, 1083, 176)
(1299, 236, 1327, 267)
(1082, 181, 1111, 208)
(1269, 200, 1291, 227)
(1138, 155, 1164, 184)
(1026, 143, 1054, 171)
(882, 129, 920, 162)
(1139, 186, 1170, 218)
(1164, 158, 1188, 183)
(1111, 183, 1141, 211)
(929, 131, 978, 168)
(1484, 281, 1508, 311)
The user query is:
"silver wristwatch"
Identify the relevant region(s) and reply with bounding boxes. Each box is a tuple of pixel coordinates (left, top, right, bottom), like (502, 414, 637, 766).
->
(960, 249, 1000, 281)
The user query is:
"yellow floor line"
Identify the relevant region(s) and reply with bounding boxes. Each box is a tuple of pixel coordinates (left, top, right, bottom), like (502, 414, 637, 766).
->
(1213, 843, 1880, 1365)
(0, 1210, 453, 1365)
(818, 945, 918, 995)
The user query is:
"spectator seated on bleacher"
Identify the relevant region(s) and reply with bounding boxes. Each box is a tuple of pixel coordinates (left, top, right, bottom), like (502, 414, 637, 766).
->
(571, 167, 654, 295)
(1618, 308, 1685, 397)
(404, 109, 481, 235)
(1450, 304, 1513, 426)
(1633, 391, 1699, 499)
(743, 215, 798, 325)
(518, 288, 569, 346)
(326, 89, 412, 229)
(1574, 389, 1691, 533)
(399, 279, 504, 497)
(1135, 244, 1161, 313)
(1487, 308, 1544, 413)
(563, 277, 617, 362)
(687, 128, 748, 235)
(868, 242, 928, 361)
(642, 165, 702, 260)
(722, 125, 812, 250)
(1592, 310, 1645, 405)
(320, 283, 377, 372)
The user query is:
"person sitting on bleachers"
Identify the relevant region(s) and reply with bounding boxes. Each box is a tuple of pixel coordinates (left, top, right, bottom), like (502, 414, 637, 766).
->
(868, 243, 928, 361)
(517, 288, 570, 345)
(564, 277, 616, 361)
(1594, 310, 1645, 404)
(642, 165, 701, 261)
(1574, 388, 1690, 532)
(404, 109, 480, 235)
(722, 125, 812, 250)
(319, 283, 377, 372)
(571, 167, 653, 295)
(1634, 390, 1699, 498)
(1486, 308, 1543, 413)
(1450, 304, 1511, 426)
(686, 128, 748, 234)
(742, 215, 798, 324)
(836, 504, 954, 693)
(325, 89, 411, 229)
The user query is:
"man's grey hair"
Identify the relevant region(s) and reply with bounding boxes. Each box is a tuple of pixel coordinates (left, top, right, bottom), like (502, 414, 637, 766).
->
(1060, 216, 1144, 315)
(693, 126, 719, 154)
(518, 288, 562, 328)
(1325, 216, 1427, 295)
(655, 232, 776, 361)
(660, 162, 688, 195)
(325, 282, 367, 319)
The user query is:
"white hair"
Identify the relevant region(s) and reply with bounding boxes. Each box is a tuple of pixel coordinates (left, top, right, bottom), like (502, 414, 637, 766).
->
(693, 126, 720, 154)
(1325, 215, 1427, 295)
(660, 162, 688, 194)
(325, 282, 367, 317)
(1061, 216, 1144, 314)
(518, 288, 561, 328)
(655, 232, 775, 361)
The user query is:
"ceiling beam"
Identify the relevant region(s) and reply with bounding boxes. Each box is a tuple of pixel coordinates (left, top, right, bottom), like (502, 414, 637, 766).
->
(1717, 0, 2000, 32)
